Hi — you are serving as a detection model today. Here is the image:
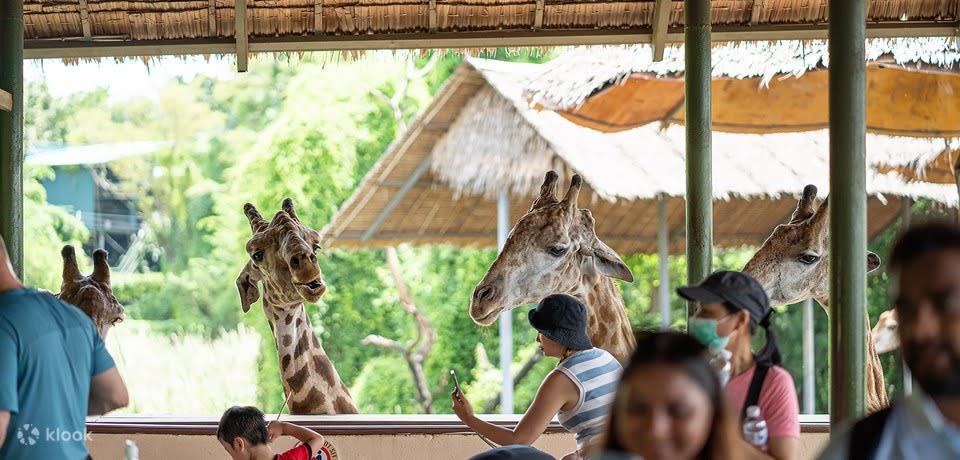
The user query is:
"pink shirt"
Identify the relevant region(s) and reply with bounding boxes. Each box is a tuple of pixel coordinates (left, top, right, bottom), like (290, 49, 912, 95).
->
(725, 364, 801, 438)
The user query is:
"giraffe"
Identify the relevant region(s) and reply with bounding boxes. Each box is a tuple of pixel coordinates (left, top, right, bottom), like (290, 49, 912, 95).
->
(871, 309, 899, 354)
(235, 198, 358, 414)
(470, 171, 636, 363)
(57, 245, 125, 339)
(742, 184, 888, 413)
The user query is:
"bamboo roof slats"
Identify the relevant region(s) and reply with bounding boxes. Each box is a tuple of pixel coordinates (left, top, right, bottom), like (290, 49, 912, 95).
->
(17, 1, 960, 59)
(319, 58, 958, 255)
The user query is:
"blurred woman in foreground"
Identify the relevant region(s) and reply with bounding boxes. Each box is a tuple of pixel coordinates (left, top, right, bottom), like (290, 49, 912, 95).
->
(595, 331, 752, 460)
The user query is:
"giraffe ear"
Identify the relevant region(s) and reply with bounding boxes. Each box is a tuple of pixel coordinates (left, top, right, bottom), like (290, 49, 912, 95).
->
(587, 238, 634, 282)
(236, 261, 262, 313)
(578, 210, 633, 282)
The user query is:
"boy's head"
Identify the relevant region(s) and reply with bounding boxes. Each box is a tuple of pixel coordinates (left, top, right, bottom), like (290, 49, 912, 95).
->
(218, 406, 269, 458)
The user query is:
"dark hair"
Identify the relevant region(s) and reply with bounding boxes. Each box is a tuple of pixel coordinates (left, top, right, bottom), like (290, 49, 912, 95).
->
(217, 406, 269, 447)
(890, 221, 960, 271)
(718, 300, 782, 367)
(601, 331, 743, 460)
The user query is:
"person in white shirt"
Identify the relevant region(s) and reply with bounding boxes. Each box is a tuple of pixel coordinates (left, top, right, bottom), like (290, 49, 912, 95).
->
(819, 221, 960, 459)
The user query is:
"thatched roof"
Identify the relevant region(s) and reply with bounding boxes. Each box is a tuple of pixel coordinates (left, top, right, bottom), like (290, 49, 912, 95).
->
(521, 38, 960, 136)
(319, 58, 957, 255)
(21, 1, 960, 59)
(873, 140, 960, 185)
(525, 38, 960, 111)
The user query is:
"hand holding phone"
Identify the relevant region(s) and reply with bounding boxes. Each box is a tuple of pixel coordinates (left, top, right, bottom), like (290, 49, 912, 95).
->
(450, 369, 462, 399)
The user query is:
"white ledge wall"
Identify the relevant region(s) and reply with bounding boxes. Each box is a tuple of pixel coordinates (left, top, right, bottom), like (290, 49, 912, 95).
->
(88, 431, 830, 459)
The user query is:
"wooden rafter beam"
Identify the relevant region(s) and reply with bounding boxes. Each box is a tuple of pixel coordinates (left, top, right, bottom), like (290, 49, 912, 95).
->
(21, 23, 957, 59)
(428, 0, 437, 32)
(650, 0, 671, 61)
(0, 89, 11, 112)
(78, 0, 92, 40)
(208, 0, 217, 36)
(235, 0, 247, 72)
(533, 0, 544, 31)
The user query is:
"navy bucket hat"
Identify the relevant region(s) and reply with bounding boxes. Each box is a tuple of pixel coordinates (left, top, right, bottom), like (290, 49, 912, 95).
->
(527, 294, 593, 351)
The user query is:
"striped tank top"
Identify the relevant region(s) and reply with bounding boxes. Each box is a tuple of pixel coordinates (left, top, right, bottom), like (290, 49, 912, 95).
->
(555, 347, 623, 450)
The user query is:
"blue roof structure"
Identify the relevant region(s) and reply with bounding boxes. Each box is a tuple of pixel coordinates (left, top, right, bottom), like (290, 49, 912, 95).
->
(25, 141, 174, 166)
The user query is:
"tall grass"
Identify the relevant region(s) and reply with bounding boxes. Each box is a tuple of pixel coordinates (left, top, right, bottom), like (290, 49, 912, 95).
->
(105, 320, 261, 415)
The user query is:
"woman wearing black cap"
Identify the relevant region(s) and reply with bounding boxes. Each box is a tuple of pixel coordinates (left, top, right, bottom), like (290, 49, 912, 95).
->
(677, 271, 800, 460)
(452, 294, 623, 460)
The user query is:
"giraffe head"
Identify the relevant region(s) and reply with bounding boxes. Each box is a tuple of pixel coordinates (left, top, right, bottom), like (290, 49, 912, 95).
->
(236, 199, 326, 313)
(470, 171, 634, 325)
(742, 184, 881, 306)
(58, 245, 124, 339)
(872, 309, 900, 354)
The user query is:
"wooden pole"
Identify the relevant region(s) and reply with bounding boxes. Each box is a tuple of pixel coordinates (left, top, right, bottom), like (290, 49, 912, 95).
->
(0, 0, 23, 278)
(684, 0, 713, 323)
(658, 194, 671, 330)
(497, 189, 513, 414)
(803, 298, 816, 413)
(829, 0, 867, 425)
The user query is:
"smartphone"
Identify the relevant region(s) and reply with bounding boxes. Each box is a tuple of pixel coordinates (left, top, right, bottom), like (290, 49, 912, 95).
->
(450, 369, 462, 395)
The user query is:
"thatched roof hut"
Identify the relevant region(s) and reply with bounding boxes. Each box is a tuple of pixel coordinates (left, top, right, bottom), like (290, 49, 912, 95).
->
(21, 1, 960, 59)
(319, 58, 956, 255)
(522, 39, 960, 136)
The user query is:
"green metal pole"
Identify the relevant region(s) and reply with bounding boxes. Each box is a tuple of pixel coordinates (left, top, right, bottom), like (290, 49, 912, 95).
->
(829, 0, 867, 426)
(684, 0, 712, 323)
(0, 0, 24, 278)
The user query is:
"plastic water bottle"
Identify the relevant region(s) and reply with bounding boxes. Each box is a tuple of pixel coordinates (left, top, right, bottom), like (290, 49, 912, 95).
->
(742, 405, 769, 451)
(124, 439, 139, 460)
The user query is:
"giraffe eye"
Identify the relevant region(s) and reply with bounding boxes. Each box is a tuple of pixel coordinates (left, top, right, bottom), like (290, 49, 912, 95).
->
(312, 244, 321, 253)
(252, 250, 265, 262)
(547, 245, 567, 257)
(798, 253, 820, 265)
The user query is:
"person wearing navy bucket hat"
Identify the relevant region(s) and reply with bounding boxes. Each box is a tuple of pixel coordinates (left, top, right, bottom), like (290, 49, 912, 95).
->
(677, 271, 800, 460)
(452, 294, 623, 460)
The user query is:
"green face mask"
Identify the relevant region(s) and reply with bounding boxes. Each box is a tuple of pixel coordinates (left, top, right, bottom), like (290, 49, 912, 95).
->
(688, 314, 734, 351)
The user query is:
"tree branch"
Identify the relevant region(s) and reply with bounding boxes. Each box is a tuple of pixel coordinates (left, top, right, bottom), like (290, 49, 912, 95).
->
(361, 247, 437, 413)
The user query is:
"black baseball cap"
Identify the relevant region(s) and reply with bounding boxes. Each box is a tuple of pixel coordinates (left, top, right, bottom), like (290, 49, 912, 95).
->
(676, 271, 773, 327)
(528, 294, 593, 351)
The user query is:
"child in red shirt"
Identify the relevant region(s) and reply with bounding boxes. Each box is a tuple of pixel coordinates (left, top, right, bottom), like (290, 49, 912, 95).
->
(217, 405, 325, 460)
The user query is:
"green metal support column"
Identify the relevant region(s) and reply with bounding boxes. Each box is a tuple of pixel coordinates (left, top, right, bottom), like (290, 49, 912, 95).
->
(684, 0, 712, 321)
(0, 0, 24, 278)
(828, 0, 867, 425)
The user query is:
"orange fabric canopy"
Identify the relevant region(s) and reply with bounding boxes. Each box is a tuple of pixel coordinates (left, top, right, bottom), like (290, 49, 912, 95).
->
(550, 65, 960, 138)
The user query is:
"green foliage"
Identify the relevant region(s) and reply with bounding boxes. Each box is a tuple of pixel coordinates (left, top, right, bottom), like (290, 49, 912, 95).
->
(22, 166, 90, 291)
(351, 356, 420, 414)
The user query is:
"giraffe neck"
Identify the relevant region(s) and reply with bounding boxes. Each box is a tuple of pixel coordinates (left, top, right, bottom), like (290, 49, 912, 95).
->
(264, 297, 357, 414)
(814, 297, 889, 413)
(568, 274, 635, 363)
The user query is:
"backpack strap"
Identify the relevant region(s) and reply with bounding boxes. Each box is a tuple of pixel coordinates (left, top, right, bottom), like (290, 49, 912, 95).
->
(741, 363, 771, 422)
(848, 406, 894, 460)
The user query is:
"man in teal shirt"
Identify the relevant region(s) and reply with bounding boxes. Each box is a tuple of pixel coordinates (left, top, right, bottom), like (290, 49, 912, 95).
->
(0, 237, 128, 459)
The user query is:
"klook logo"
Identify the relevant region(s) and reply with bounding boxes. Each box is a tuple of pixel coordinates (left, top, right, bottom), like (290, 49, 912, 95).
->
(16, 424, 39, 446)
(12, 424, 92, 447)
